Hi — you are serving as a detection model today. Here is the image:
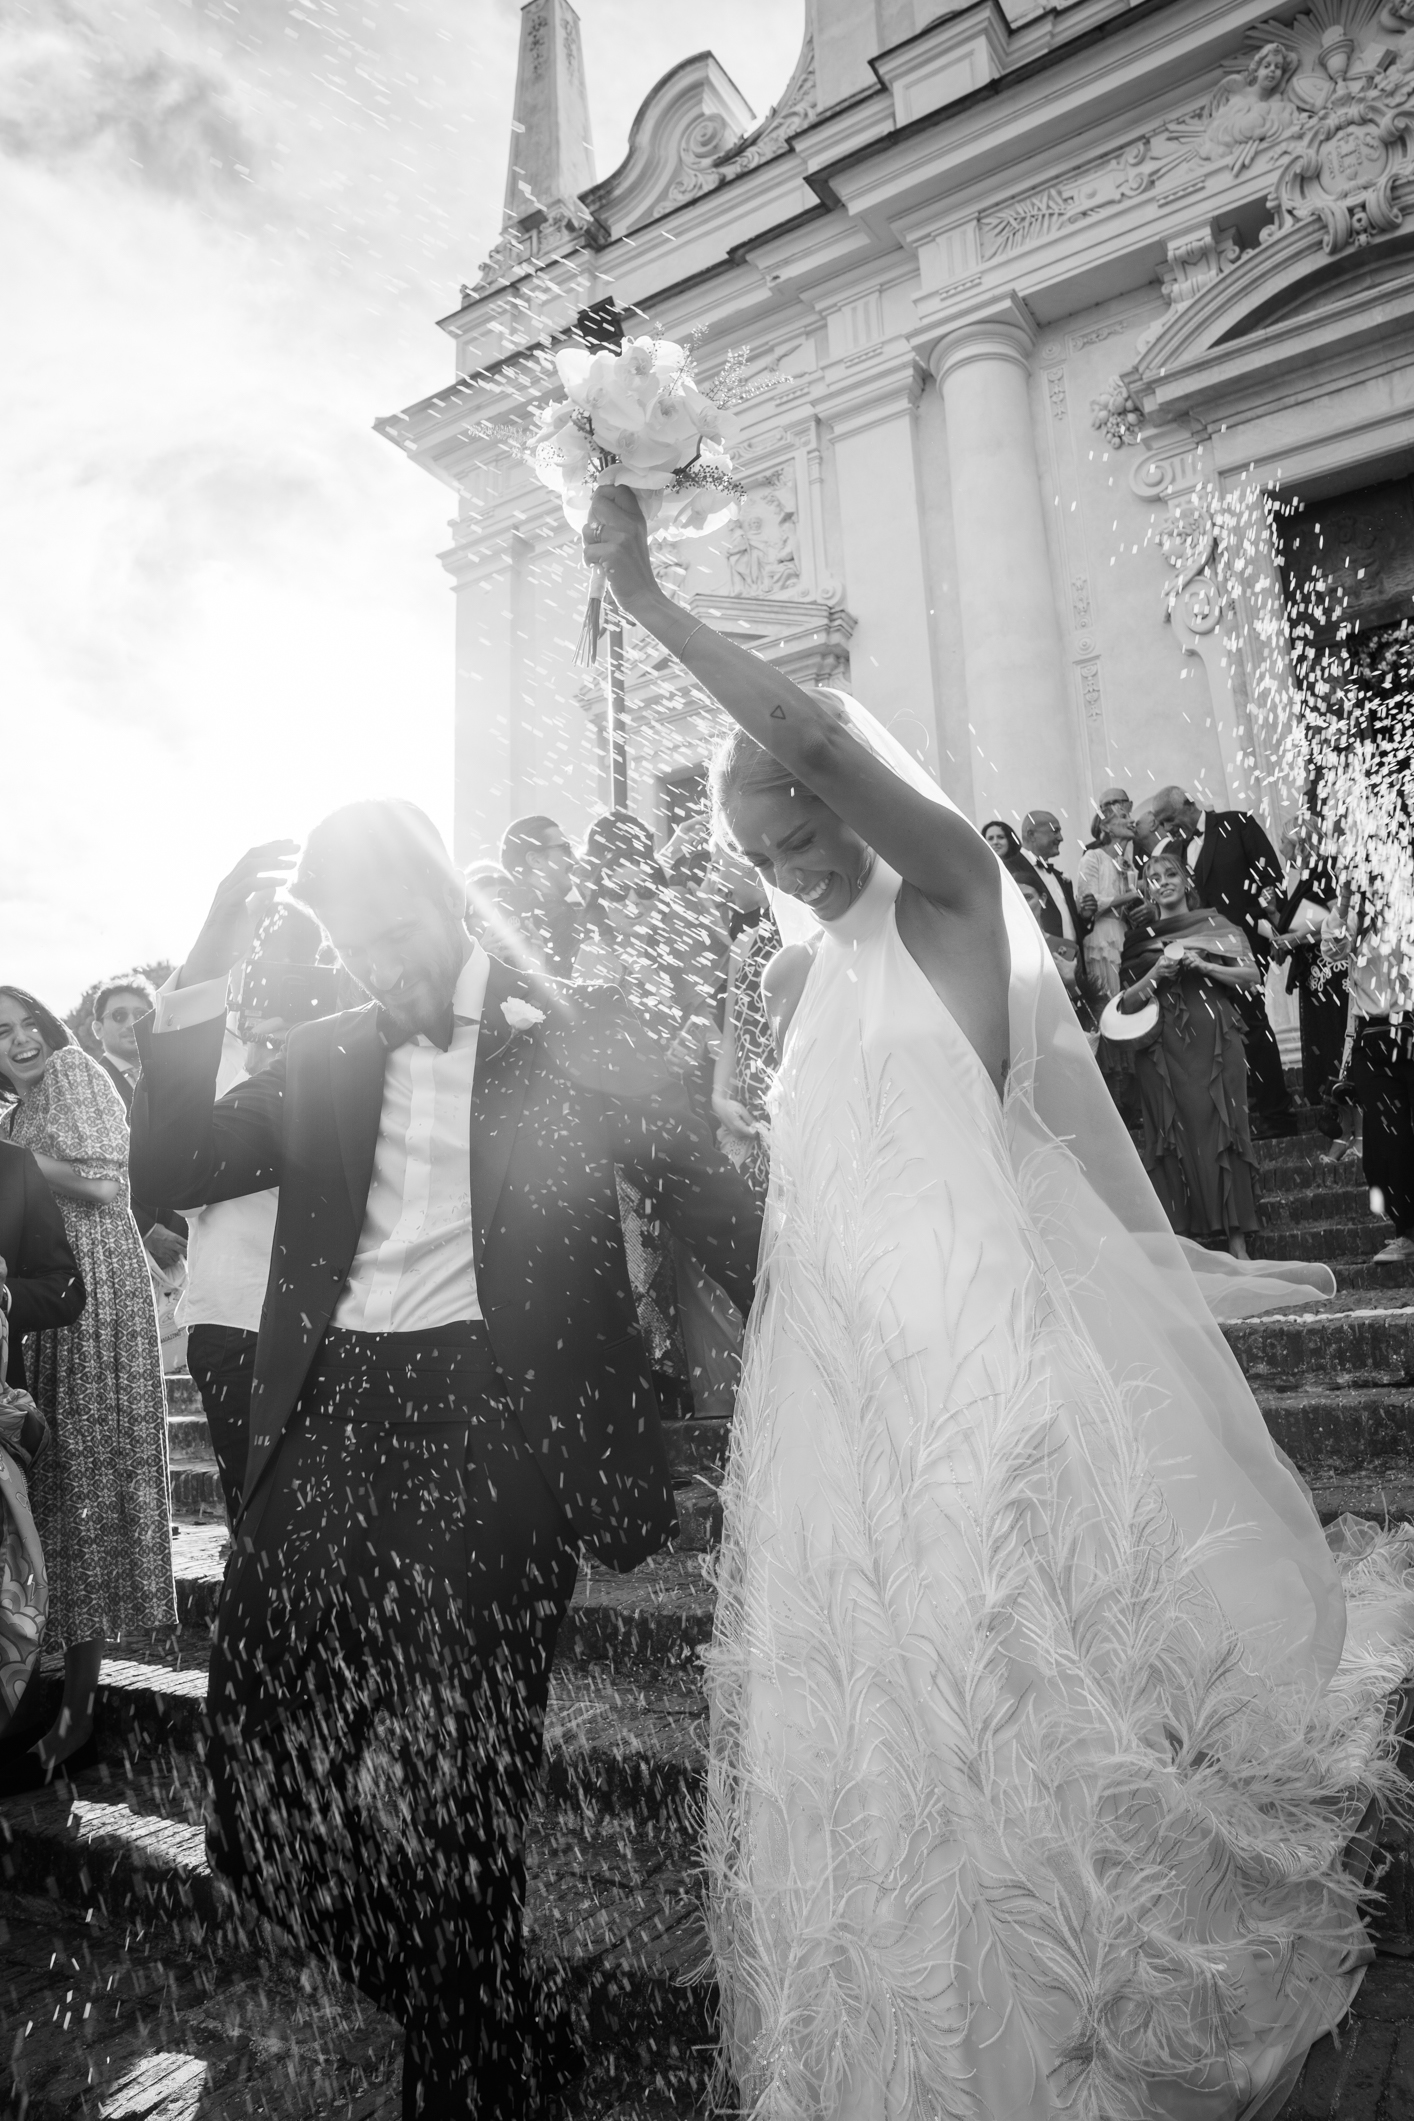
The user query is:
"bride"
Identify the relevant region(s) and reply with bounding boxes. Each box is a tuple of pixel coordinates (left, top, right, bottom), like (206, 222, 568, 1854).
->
(583, 489, 1414, 2121)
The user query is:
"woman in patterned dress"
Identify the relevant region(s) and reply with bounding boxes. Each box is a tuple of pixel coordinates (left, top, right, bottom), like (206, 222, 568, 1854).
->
(0, 986, 175, 1771)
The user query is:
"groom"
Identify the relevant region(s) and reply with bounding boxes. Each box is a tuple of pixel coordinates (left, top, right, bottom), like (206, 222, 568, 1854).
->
(129, 802, 760, 2120)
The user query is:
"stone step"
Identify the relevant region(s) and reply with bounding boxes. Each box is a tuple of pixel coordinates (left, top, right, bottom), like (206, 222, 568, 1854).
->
(1254, 1130, 1331, 1166)
(1224, 1299, 1414, 1388)
(1334, 1257, 1414, 1294)
(1260, 1183, 1375, 1227)
(0, 1878, 713, 2121)
(0, 1778, 711, 2063)
(46, 1650, 712, 1830)
(663, 1416, 730, 1481)
(1251, 1220, 1394, 1264)
(168, 1410, 215, 1459)
(170, 1456, 226, 1522)
(1307, 1466, 1414, 1526)
(1259, 1386, 1414, 1467)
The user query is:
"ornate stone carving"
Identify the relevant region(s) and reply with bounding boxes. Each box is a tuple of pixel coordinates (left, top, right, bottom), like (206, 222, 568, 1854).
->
(1160, 224, 1243, 308)
(979, 142, 1154, 258)
(1071, 575, 1093, 629)
(975, 4, 1414, 268)
(1262, 13, 1414, 250)
(723, 472, 803, 598)
(716, 32, 817, 179)
(1160, 495, 1224, 633)
(580, 54, 754, 238)
(465, 195, 601, 298)
(1090, 376, 1144, 447)
(1046, 369, 1068, 421)
(1077, 661, 1105, 725)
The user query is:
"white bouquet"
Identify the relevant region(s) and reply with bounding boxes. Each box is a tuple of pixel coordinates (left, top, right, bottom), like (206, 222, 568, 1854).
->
(528, 336, 748, 662)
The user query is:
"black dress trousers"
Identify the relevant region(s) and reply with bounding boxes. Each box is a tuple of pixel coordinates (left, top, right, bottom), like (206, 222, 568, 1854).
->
(206, 1323, 579, 2121)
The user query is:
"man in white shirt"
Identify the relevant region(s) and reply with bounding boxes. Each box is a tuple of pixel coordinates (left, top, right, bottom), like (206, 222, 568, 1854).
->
(131, 801, 759, 2121)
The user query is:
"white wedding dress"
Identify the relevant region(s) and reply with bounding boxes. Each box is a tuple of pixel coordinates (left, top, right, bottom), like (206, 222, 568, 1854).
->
(704, 851, 1414, 2121)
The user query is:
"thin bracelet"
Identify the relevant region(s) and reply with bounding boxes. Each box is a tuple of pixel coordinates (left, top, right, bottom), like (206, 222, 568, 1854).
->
(674, 619, 709, 660)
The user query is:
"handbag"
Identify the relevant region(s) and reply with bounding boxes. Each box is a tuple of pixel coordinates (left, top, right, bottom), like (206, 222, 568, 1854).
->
(0, 1308, 49, 1734)
(1099, 994, 1161, 1049)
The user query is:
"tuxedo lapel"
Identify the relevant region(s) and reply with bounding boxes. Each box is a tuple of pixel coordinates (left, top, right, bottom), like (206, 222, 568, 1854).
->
(330, 1006, 386, 1228)
(1193, 818, 1218, 899)
(470, 957, 538, 1279)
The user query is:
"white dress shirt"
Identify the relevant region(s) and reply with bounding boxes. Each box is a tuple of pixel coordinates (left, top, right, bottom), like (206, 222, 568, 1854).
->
(155, 946, 490, 1335)
(1031, 858, 1076, 943)
(177, 1028, 278, 1334)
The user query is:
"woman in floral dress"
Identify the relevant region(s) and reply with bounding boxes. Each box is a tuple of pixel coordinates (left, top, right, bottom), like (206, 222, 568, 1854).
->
(0, 986, 175, 1771)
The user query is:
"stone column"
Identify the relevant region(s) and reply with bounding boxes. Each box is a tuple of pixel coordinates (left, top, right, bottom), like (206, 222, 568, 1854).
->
(450, 530, 530, 864)
(817, 348, 943, 774)
(929, 311, 1078, 831)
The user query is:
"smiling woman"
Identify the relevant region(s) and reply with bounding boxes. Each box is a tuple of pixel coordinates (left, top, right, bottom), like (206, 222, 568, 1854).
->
(0, 984, 175, 1781)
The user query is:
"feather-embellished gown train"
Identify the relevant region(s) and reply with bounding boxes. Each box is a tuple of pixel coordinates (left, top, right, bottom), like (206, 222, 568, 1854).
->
(705, 860, 1414, 2121)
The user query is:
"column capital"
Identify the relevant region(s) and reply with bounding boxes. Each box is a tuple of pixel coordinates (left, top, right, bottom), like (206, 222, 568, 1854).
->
(812, 340, 926, 442)
(924, 292, 1038, 388)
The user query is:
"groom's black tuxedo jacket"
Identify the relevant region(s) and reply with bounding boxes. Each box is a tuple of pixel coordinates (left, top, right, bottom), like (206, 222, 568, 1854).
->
(131, 955, 760, 1569)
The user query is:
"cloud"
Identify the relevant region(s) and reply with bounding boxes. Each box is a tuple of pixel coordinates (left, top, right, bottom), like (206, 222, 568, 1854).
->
(0, 3, 260, 201)
(3, 0, 804, 1007)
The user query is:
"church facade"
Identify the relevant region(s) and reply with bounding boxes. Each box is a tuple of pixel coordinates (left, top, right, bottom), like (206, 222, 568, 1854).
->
(380, 0, 1414, 862)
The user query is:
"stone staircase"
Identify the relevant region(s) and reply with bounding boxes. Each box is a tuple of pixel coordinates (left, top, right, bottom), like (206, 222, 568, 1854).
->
(6, 1117, 1414, 2119)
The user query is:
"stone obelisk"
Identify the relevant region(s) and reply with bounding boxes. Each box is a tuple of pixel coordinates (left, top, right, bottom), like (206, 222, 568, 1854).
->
(502, 0, 596, 229)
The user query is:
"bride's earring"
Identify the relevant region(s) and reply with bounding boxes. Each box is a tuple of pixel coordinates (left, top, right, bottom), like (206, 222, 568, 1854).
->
(850, 851, 877, 904)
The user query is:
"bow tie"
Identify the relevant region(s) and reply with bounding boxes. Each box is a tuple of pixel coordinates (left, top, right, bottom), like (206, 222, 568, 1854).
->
(1037, 860, 1059, 875)
(378, 1008, 478, 1054)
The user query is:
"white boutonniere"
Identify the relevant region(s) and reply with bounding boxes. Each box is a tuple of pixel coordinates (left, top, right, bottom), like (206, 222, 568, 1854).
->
(501, 998, 546, 1031)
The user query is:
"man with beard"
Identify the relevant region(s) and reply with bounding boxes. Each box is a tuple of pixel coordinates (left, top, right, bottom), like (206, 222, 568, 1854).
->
(130, 801, 759, 2120)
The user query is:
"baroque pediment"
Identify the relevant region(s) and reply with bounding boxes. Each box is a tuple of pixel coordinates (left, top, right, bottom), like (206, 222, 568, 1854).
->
(580, 54, 755, 238)
(981, 0, 1414, 263)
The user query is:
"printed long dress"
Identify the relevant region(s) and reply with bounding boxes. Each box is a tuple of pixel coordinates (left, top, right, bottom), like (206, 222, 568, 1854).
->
(5, 1046, 176, 1648)
(704, 859, 1414, 2121)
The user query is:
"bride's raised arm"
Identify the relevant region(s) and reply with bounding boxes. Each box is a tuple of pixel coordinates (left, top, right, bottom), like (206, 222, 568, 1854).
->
(584, 488, 997, 916)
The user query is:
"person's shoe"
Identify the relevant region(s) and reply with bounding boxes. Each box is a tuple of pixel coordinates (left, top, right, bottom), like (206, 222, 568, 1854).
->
(1371, 1234, 1414, 1266)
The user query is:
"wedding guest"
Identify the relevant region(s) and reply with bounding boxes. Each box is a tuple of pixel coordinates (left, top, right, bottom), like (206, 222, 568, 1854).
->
(129, 814, 757, 2113)
(1076, 800, 1142, 999)
(1021, 808, 1087, 945)
(0, 985, 175, 1774)
(1320, 896, 1414, 1267)
(1018, 876, 1082, 1000)
(0, 1141, 85, 1398)
(497, 813, 582, 976)
(1147, 784, 1296, 1138)
(981, 818, 1047, 899)
(1117, 847, 1263, 1258)
(90, 974, 188, 1275)
(577, 811, 741, 1415)
(1268, 815, 1345, 1115)
(179, 907, 330, 1520)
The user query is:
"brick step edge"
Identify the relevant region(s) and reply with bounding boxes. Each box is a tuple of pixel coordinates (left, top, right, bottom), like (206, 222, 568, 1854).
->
(0, 1792, 715, 2049)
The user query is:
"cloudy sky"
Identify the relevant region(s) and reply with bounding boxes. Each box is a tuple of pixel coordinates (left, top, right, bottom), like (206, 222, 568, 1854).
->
(2, 0, 804, 1006)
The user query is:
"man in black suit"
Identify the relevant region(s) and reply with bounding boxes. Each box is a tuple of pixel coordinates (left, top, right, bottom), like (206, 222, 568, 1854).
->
(1020, 808, 1088, 946)
(1148, 785, 1297, 1136)
(130, 804, 760, 2121)
(0, 1142, 85, 1395)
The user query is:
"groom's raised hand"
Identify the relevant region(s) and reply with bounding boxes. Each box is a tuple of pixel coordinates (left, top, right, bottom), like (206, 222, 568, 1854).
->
(177, 840, 301, 991)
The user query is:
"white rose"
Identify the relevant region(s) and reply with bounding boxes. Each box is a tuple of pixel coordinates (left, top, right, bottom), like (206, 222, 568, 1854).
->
(501, 998, 547, 1031)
